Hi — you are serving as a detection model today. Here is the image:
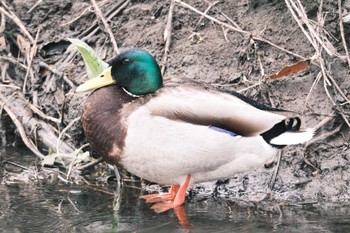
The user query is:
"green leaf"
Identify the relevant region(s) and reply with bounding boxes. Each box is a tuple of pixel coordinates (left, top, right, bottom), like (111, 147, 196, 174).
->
(68, 38, 109, 79)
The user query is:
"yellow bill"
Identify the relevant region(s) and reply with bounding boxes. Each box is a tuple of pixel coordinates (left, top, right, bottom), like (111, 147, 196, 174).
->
(76, 67, 115, 92)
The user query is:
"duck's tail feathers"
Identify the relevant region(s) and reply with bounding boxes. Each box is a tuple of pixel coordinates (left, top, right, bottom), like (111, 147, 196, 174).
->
(261, 117, 314, 147)
(269, 129, 314, 146)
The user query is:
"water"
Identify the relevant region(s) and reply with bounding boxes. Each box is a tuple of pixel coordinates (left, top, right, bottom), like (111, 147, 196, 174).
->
(1, 148, 350, 233)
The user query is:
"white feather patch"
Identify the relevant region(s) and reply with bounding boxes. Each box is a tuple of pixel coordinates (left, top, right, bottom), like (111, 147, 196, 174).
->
(270, 128, 314, 145)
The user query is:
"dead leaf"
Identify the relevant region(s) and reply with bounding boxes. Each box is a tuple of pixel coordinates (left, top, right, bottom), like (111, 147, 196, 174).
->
(270, 59, 310, 80)
(17, 34, 31, 53)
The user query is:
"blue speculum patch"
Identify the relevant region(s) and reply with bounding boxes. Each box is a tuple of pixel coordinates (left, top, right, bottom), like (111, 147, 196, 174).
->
(209, 126, 238, 137)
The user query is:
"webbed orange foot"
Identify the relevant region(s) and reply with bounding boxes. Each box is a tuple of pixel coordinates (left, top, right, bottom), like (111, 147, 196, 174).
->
(146, 175, 191, 213)
(139, 193, 174, 203)
(151, 202, 176, 213)
(139, 184, 180, 203)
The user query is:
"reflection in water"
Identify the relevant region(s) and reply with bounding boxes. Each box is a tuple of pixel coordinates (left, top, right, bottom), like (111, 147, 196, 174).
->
(1, 148, 350, 232)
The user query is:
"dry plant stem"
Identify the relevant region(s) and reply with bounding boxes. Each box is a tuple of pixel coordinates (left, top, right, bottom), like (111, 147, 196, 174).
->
(81, 179, 115, 196)
(252, 35, 306, 61)
(221, 12, 243, 31)
(237, 82, 261, 93)
(284, 0, 328, 64)
(161, 0, 175, 75)
(1, 102, 45, 159)
(175, 0, 307, 61)
(338, 0, 350, 69)
(3, 160, 31, 170)
(257, 53, 265, 77)
(56, 116, 81, 155)
(323, 77, 350, 128)
(61, 8, 89, 27)
(221, 26, 229, 42)
(339, 112, 350, 128)
(0, 84, 20, 90)
(312, 115, 335, 132)
(38, 61, 76, 89)
(0, 88, 75, 154)
(306, 123, 342, 147)
(0, 12, 5, 32)
(66, 144, 89, 181)
(175, 0, 246, 34)
(77, 157, 104, 171)
(285, 0, 350, 105)
(27, 0, 43, 13)
(61, 0, 113, 26)
(197, 1, 219, 25)
(322, 62, 349, 104)
(303, 119, 340, 171)
(0, 55, 27, 69)
(56, 50, 78, 74)
(303, 156, 318, 172)
(100, 0, 130, 25)
(79, 0, 129, 38)
(90, 0, 119, 54)
(0, 2, 35, 44)
(23, 27, 40, 93)
(1, 63, 8, 82)
(268, 151, 282, 190)
(304, 72, 322, 110)
(17, 93, 61, 124)
(67, 197, 80, 212)
(286, 0, 336, 56)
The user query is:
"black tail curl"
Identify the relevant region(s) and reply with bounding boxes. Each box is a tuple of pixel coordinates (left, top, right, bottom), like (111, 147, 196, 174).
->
(260, 117, 301, 148)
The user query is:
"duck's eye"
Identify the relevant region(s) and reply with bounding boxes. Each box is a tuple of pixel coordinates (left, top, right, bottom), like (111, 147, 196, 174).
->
(122, 58, 132, 64)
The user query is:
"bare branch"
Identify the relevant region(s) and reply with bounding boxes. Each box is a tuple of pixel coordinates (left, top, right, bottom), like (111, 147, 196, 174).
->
(90, 0, 119, 54)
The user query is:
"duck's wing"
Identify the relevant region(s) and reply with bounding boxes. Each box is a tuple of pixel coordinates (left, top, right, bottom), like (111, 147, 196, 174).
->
(144, 86, 286, 136)
(164, 77, 291, 112)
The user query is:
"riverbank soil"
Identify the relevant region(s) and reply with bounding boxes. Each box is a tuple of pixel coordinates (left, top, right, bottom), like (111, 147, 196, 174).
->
(1, 0, 350, 203)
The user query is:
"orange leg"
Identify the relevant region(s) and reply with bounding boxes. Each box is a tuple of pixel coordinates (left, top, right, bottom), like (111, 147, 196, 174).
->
(139, 184, 180, 203)
(174, 206, 190, 227)
(150, 175, 191, 213)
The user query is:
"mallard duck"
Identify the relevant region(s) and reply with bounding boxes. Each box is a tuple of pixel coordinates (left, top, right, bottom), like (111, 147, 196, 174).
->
(76, 49, 314, 213)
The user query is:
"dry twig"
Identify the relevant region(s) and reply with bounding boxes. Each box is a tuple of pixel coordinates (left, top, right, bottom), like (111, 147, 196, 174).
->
(337, 0, 350, 69)
(77, 157, 104, 171)
(175, 0, 307, 60)
(17, 93, 61, 124)
(268, 151, 282, 190)
(197, 0, 219, 25)
(56, 117, 81, 155)
(80, 0, 130, 40)
(306, 123, 342, 147)
(23, 27, 40, 93)
(0, 1, 35, 44)
(161, 0, 175, 75)
(303, 72, 322, 110)
(62, 0, 112, 27)
(0, 11, 5, 33)
(90, 0, 119, 54)
(1, 98, 45, 159)
(66, 144, 90, 181)
(0, 55, 28, 69)
(27, 0, 43, 13)
(285, 0, 337, 57)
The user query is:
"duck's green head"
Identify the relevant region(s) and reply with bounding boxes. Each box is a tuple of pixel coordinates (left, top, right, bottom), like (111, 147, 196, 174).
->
(76, 49, 163, 95)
